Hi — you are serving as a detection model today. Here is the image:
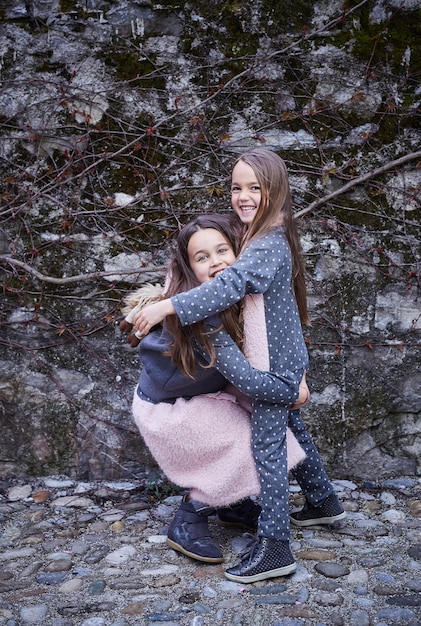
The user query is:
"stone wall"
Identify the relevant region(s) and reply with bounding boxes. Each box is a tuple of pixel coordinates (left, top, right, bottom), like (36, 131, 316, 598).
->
(0, 0, 420, 481)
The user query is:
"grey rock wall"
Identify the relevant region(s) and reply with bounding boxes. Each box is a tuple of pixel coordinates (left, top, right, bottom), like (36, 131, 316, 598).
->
(0, 0, 420, 482)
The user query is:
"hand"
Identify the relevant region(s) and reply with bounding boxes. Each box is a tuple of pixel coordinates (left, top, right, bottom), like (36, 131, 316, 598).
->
(133, 298, 175, 335)
(290, 372, 310, 410)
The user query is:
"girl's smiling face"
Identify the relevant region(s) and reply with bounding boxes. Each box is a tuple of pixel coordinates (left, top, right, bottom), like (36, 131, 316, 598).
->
(231, 160, 261, 226)
(187, 227, 236, 284)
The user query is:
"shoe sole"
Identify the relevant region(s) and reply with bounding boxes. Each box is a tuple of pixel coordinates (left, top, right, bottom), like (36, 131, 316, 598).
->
(166, 537, 224, 564)
(290, 511, 347, 528)
(224, 561, 297, 583)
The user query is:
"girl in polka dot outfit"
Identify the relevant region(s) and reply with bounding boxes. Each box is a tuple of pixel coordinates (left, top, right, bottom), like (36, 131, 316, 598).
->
(134, 148, 346, 583)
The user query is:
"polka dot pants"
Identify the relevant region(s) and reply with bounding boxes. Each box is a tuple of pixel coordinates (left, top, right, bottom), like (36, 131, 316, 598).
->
(252, 406, 334, 541)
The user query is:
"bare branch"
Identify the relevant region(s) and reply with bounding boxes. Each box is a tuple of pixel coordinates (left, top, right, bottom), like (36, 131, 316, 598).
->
(295, 151, 421, 219)
(0, 256, 166, 285)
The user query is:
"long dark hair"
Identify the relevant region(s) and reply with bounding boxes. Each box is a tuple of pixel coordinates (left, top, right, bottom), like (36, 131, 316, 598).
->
(164, 214, 244, 377)
(233, 148, 309, 324)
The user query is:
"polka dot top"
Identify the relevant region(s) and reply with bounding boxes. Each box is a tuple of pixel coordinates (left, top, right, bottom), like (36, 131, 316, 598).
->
(171, 228, 308, 375)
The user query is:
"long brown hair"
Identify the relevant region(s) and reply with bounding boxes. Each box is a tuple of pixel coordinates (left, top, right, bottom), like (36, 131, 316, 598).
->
(165, 214, 244, 378)
(232, 148, 309, 325)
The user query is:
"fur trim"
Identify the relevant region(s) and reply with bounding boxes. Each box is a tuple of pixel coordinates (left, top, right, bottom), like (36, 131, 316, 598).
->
(133, 390, 260, 507)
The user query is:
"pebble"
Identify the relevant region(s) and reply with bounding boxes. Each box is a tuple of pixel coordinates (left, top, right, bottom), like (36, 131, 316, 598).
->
(0, 476, 420, 625)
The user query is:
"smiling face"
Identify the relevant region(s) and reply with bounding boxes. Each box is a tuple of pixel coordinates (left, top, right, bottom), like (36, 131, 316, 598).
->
(231, 159, 262, 227)
(187, 227, 237, 284)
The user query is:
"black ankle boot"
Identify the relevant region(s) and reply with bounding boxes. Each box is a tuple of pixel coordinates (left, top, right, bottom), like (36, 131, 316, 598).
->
(217, 498, 262, 532)
(290, 493, 346, 527)
(166, 499, 223, 563)
(224, 536, 296, 583)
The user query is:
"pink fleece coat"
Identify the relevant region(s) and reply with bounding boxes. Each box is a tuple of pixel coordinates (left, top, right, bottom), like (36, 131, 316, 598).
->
(132, 294, 306, 507)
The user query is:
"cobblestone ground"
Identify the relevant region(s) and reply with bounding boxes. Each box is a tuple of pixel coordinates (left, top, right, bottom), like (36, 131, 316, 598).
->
(0, 475, 420, 626)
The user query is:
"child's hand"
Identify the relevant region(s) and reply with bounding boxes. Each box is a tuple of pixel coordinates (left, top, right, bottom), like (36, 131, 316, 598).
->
(133, 298, 175, 336)
(291, 372, 310, 410)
